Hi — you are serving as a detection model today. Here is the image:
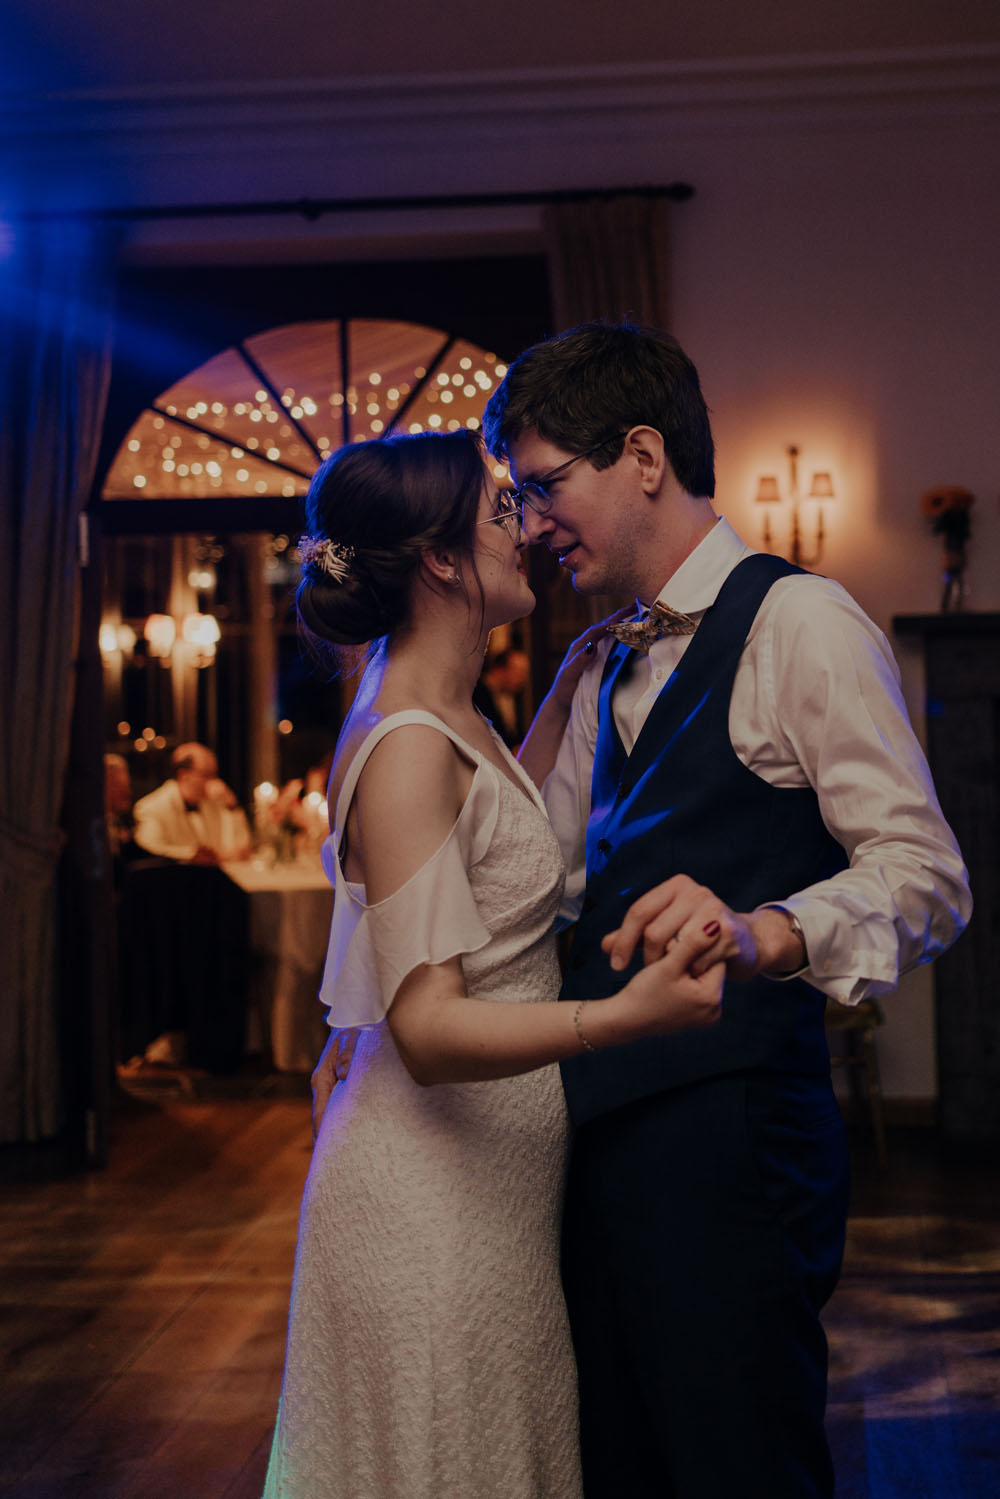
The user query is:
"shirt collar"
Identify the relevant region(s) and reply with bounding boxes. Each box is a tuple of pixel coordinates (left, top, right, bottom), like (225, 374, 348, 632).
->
(646, 516, 755, 617)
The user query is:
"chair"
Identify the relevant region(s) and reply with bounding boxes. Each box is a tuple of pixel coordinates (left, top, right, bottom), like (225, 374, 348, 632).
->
(825, 997, 887, 1166)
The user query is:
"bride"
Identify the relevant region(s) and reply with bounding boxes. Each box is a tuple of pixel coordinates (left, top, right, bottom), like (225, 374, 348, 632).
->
(262, 429, 723, 1499)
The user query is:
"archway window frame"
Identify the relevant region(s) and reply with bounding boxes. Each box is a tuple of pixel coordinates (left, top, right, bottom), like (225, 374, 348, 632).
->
(99, 320, 480, 535)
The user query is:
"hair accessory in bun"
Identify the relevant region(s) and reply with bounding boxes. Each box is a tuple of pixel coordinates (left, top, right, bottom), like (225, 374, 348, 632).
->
(298, 535, 356, 584)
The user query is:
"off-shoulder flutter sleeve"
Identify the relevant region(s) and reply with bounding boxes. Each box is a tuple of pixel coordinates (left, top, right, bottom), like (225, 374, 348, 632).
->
(318, 762, 499, 1026)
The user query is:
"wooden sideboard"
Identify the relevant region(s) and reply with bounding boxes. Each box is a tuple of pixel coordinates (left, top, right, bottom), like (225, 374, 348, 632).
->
(893, 613, 1000, 1141)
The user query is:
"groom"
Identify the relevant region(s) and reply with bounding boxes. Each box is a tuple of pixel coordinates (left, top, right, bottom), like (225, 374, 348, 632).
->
(482, 322, 971, 1498)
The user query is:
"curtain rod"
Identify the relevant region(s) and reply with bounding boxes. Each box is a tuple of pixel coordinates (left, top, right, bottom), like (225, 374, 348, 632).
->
(24, 183, 694, 224)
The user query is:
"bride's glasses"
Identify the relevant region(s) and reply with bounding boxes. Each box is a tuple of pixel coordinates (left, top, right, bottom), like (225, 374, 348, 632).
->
(477, 490, 524, 540)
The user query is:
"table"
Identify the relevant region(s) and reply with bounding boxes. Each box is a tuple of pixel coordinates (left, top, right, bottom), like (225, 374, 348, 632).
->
(223, 857, 333, 1071)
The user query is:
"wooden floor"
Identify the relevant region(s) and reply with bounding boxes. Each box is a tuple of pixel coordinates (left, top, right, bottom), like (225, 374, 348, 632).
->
(1, 1083, 998, 1498)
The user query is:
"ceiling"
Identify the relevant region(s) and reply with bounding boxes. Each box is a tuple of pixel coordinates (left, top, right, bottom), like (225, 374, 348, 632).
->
(6, 0, 1000, 95)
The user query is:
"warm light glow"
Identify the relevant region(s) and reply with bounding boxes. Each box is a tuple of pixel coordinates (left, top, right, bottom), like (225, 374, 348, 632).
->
(144, 613, 176, 658)
(277, 719, 293, 735)
(753, 446, 838, 567)
(182, 613, 221, 648)
(99, 624, 120, 656)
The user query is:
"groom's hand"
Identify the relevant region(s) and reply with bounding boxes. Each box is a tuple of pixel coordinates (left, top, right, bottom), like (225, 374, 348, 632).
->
(600, 875, 805, 982)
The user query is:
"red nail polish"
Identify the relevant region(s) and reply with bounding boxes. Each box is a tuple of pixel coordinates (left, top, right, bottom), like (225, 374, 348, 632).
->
(703, 921, 721, 937)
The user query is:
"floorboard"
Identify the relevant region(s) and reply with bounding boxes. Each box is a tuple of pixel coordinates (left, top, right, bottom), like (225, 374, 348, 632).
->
(1, 1088, 998, 1497)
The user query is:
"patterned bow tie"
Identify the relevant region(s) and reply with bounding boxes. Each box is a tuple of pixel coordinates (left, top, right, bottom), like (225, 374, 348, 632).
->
(606, 600, 696, 654)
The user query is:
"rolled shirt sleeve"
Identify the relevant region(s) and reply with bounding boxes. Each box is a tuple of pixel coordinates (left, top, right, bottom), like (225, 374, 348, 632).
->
(739, 576, 972, 1004)
(541, 567, 972, 1004)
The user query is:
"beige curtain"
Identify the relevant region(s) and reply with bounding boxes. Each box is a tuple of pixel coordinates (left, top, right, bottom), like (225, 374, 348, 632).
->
(0, 221, 116, 1142)
(543, 192, 671, 332)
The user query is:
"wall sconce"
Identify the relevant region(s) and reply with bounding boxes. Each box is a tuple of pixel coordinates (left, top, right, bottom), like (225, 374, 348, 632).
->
(755, 446, 836, 568)
(144, 613, 177, 660)
(181, 611, 221, 667)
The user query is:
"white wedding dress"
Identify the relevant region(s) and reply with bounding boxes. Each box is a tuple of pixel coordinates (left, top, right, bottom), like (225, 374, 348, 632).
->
(262, 712, 581, 1499)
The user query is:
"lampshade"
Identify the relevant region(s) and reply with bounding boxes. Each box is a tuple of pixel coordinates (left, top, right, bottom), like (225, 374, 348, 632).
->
(808, 472, 835, 500)
(755, 475, 781, 504)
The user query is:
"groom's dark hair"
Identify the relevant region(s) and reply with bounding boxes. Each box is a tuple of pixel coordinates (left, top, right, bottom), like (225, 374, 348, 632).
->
(483, 320, 715, 499)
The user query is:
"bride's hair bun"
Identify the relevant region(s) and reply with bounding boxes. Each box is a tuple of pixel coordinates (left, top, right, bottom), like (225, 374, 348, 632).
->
(296, 430, 485, 664)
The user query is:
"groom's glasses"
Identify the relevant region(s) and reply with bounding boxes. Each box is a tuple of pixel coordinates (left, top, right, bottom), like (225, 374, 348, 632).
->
(477, 489, 524, 540)
(506, 433, 630, 516)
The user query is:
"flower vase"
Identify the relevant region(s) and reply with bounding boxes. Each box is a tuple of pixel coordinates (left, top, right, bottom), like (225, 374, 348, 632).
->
(921, 486, 974, 615)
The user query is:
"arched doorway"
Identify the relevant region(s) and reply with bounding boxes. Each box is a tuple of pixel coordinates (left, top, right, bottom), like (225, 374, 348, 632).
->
(99, 317, 517, 804)
(96, 316, 534, 1089)
(61, 253, 555, 1166)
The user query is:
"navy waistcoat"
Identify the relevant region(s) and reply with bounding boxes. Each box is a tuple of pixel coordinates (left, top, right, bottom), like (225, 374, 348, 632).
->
(559, 553, 847, 1126)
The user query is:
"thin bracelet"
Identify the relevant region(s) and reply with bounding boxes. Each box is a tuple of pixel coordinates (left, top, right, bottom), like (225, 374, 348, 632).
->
(573, 1000, 596, 1053)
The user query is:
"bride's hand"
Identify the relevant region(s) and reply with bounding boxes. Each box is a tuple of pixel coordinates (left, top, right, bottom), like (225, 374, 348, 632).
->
(601, 875, 804, 982)
(616, 926, 725, 1035)
(548, 607, 634, 714)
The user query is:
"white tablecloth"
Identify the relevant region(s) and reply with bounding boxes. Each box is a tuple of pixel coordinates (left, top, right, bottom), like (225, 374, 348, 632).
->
(224, 857, 333, 1071)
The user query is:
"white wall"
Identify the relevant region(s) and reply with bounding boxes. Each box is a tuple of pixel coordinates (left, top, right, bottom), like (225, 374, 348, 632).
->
(14, 46, 996, 1100)
(665, 113, 999, 1099)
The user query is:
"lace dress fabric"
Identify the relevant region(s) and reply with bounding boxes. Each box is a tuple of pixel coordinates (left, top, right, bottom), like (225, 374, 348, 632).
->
(263, 713, 581, 1499)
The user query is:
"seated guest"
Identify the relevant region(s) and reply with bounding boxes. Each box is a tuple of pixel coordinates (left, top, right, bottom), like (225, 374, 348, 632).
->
(133, 742, 251, 864)
(472, 645, 531, 746)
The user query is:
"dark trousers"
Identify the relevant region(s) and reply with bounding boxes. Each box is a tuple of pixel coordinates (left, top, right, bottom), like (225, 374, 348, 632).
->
(561, 1073, 850, 1499)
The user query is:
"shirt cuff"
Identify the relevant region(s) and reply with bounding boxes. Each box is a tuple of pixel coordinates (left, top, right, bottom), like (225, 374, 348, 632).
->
(754, 905, 810, 982)
(774, 899, 899, 1005)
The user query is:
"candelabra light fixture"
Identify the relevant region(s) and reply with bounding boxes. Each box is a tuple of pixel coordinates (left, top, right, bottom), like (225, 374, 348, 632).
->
(137, 610, 220, 667)
(755, 446, 836, 568)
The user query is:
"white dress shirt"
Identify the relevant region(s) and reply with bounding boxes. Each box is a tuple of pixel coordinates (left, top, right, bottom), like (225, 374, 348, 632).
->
(542, 518, 972, 1006)
(133, 779, 251, 863)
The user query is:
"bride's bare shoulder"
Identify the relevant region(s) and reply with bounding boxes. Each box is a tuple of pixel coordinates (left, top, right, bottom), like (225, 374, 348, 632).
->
(329, 711, 470, 823)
